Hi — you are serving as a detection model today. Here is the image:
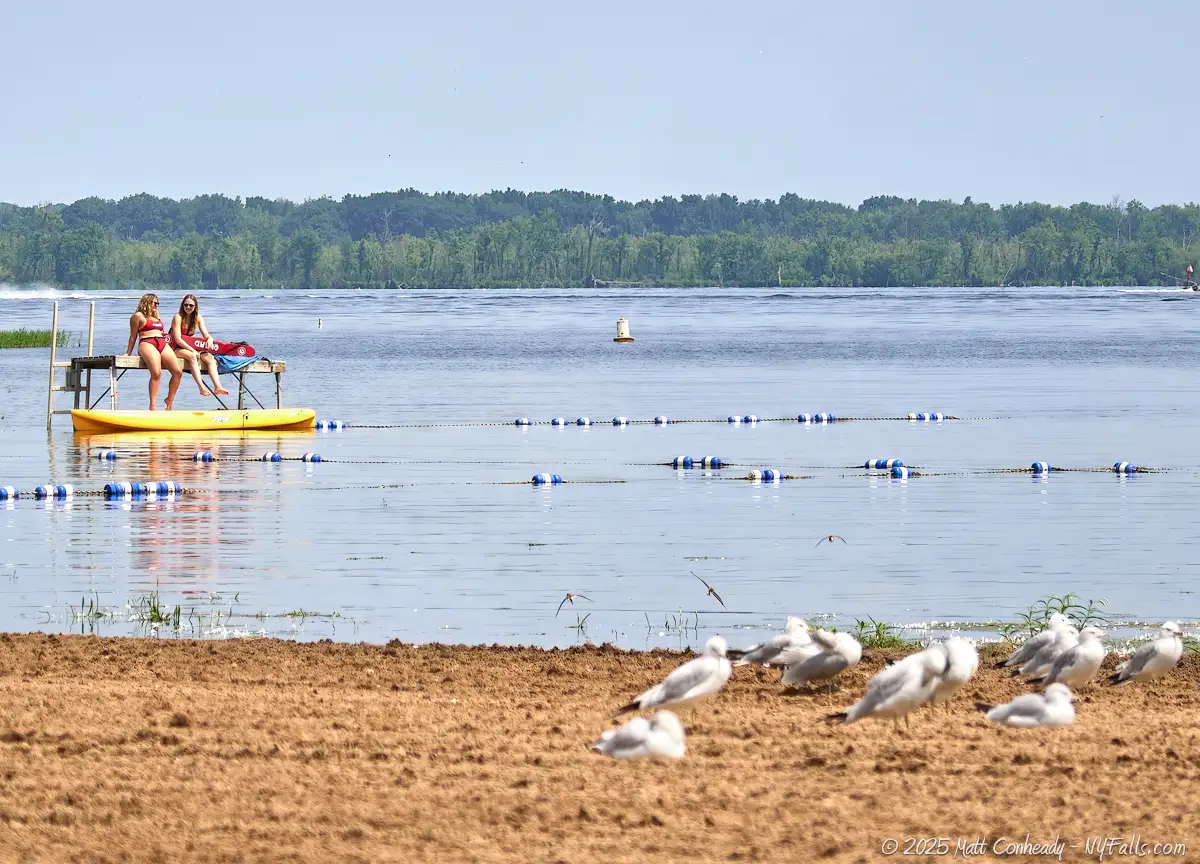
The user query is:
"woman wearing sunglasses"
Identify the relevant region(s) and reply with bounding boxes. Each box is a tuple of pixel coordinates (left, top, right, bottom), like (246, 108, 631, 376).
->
(125, 293, 184, 409)
(170, 294, 230, 397)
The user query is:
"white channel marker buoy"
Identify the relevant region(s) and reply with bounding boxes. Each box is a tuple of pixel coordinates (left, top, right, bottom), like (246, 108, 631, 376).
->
(614, 317, 634, 343)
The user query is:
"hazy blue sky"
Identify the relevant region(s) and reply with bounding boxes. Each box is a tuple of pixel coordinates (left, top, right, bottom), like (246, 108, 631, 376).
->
(2, 0, 1196, 207)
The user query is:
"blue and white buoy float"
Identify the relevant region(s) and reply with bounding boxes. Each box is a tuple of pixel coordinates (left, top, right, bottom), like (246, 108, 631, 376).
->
(34, 484, 73, 500)
(891, 465, 912, 479)
(551, 417, 568, 427)
(797, 413, 812, 423)
(576, 417, 592, 426)
(865, 459, 904, 470)
(654, 415, 669, 425)
(612, 417, 629, 427)
(104, 482, 147, 499)
(727, 415, 741, 424)
(316, 419, 345, 431)
(672, 456, 694, 469)
(95, 450, 118, 461)
(192, 451, 214, 462)
(1032, 461, 1053, 474)
(0, 486, 19, 501)
(700, 456, 723, 469)
(908, 412, 945, 422)
(1113, 461, 1138, 474)
(301, 453, 322, 463)
(762, 468, 783, 482)
(514, 417, 531, 427)
(531, 473, 563, 485)
(261, 452, 282, 462)
(814, 413, 837, 423)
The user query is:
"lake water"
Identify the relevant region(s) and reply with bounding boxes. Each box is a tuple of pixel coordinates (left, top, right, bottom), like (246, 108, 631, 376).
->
(1, 284, 1198, 649)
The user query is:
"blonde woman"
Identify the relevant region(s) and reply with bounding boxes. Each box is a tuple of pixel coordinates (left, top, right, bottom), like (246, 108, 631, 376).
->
(125, 293, 183, 410)
(170, 294, 230, 397)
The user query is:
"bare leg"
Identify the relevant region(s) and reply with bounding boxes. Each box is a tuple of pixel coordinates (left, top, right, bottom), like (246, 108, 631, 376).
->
(202, 353, 229, 395)
(179, 348, 211, 397)
(161, 346, 184, 410)
(138, 342, 163, 409)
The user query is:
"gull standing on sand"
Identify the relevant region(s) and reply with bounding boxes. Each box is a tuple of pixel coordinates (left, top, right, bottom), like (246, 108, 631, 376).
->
(591, 711, 686, 760)
(728, 617, 811, 667)
(1015, 623, 1079, 680)
(829, 643, 951, 727)
(929, 638, 980, 707)
(778, 629, 862, 689)
(997, 612, 1073, 669)
(1108, 621, 1185, 686)
(1031, 626, 1106, 689)
(616, 636, 732, 714)
(977, 682, 1076, 728)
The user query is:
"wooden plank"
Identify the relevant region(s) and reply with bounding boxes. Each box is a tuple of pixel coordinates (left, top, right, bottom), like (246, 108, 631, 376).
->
(70, 355, 283, 374)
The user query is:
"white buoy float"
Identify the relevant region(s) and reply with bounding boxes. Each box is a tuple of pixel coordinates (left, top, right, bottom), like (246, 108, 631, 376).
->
(614, 318, 634, 343)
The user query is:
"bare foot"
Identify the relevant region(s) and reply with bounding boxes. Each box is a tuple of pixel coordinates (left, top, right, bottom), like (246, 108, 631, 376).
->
(214, 386, 230, 395)
(149, 404, 157, 411)
(165, 400, 175, 411)
(199, 386, 212, 397)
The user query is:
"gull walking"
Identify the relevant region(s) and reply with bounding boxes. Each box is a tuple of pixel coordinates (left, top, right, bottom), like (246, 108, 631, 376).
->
(728, 617, 810, 667)
(930, 638, 980, 708)
(1031, 626, 1106, 689)
(1108, 621, 1185, 686)
(616, 636, 732, 714)
(829, 643, 951, 728)
(591, 711, 686, 760)
(977, 682, 1075, 728)
(997, 612, 1072, 669)
(778, 629, 862, 690)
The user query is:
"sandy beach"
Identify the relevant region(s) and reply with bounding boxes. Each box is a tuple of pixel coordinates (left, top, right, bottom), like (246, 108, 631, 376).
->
(0, 633, 1198, 863)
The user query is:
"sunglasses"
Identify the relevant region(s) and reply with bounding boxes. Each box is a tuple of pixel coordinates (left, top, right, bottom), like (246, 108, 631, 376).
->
(183, 303, 195, 309)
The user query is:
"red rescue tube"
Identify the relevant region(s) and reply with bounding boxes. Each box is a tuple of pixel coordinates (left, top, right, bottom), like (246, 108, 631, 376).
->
(168, 333, 257, 357)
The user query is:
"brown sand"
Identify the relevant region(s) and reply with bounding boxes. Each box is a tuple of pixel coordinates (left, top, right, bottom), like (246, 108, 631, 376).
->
(1, 633, 1198, 863)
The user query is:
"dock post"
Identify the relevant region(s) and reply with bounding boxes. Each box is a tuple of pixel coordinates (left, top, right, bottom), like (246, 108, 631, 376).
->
(275, 370, 282, 409)
(46, 302, 59, 430)
(85, 301, 95, 411)
(237, 373, 246, 410)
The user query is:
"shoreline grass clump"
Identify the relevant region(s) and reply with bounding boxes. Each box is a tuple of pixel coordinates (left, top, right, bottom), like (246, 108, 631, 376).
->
(998, 593, 1110, 643)
(0, 329, 70, 349)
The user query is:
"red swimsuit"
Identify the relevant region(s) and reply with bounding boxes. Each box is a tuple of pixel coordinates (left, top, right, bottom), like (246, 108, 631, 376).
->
(138, 317, 167, 353)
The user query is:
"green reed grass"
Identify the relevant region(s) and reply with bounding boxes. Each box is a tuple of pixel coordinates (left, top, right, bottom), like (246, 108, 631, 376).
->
(0, 329, 71, 349)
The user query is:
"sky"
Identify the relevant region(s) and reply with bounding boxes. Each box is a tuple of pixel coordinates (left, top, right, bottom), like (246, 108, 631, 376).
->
(1, 0, 1197, 208)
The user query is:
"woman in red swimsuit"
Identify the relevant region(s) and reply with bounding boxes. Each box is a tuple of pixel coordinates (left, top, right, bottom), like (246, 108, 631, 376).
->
(170, 294, 230, 397)
(125, 293, 183, 410)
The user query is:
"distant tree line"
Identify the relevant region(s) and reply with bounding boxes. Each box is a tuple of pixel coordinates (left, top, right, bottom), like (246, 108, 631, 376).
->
(0, 189, 1197, 289)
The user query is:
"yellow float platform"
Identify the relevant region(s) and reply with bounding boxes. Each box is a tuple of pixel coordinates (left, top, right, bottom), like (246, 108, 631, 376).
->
(71, 408, 316, 434)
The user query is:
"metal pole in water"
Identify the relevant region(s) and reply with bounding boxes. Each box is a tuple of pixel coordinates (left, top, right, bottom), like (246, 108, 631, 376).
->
(87, 301, 95, 355)
(46, 301, 59, 430)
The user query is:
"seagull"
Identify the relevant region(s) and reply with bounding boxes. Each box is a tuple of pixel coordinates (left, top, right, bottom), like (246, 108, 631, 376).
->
(997, 612, 1072, 668)
(728, 617, 810, 667)
(1030, 626, 1106, 689)
(828, 643, 951, 728)
(778, 629, 862, 689)
(929, 637, 980, 708)
(555, 592, 592, 617)
(591, 711, 686, 760)
(1014, 623, 1079, 679)
(690, 571, 726, 609)
(815, 535, 847, 547)
(977, 682, 1075, 728)
(615, 636, 732, 714)
(1108, 621, 1184, 686)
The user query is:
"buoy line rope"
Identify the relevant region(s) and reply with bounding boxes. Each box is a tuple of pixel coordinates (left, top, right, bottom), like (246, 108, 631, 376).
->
(337, 415, 1006, 429)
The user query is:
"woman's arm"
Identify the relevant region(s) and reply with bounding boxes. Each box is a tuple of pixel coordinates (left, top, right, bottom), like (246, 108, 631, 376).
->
(170, 313, 185, 346)
(126, 313, 141, 355)
(197, 314, 217, 349)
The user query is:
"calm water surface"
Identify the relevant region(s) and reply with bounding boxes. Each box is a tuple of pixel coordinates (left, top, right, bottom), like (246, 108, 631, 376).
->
(1, 285, 1198, 648)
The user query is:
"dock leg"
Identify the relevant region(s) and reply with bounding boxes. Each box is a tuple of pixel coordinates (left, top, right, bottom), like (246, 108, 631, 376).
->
(46, 302, 59, 430)
(275, 372, 282, 409)
(110, 363, 118, 410)
(237, 373, 246, 410)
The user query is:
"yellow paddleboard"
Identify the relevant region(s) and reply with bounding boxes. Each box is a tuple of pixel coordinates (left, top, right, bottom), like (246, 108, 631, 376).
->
(71, 408, 316, 434)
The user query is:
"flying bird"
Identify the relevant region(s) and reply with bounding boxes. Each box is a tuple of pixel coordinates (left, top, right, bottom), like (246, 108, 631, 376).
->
(815, 535, 847, 547)
(556, 592, 592, 617)
(690, 571, 726, 608)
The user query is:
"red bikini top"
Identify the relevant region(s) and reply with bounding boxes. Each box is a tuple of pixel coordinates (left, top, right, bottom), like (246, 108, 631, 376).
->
(138, 317, 165, 334)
